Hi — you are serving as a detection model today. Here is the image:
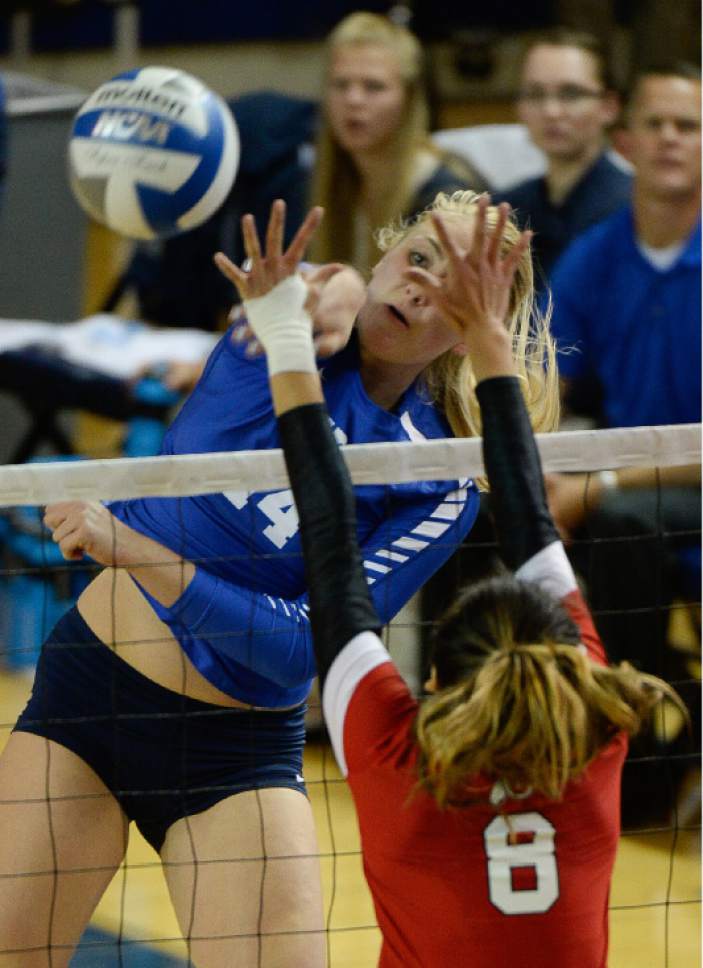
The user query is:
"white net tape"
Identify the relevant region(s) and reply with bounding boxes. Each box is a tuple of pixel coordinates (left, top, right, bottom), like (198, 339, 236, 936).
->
(0, 422, 699, 507)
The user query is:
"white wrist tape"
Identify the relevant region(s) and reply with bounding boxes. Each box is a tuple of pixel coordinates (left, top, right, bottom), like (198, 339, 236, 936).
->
(244, 274, 316, 376)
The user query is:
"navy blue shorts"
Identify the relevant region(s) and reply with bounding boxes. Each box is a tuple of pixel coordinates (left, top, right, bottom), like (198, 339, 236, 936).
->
(14, 607, 307, 853)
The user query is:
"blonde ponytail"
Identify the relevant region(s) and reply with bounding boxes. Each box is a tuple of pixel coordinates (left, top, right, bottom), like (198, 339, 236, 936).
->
(414, 577, 686, 808)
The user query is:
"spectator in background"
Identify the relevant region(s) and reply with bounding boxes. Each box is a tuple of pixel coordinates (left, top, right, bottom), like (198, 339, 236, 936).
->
(309, 11, 488, 271)
(126, 11, 486, 393)
(546, 64, 700, 708)
(420, 29, 630, 651)
(499, 28, 631, 283)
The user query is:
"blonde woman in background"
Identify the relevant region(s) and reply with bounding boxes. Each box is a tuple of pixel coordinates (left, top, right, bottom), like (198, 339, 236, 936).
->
(161, 11, 486, 393)
(310, 11, 489, 270)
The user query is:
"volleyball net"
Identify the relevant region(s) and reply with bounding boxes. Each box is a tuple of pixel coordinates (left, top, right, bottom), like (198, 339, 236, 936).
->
(0, 421, 700, 965)
(0, 422, 697, 506)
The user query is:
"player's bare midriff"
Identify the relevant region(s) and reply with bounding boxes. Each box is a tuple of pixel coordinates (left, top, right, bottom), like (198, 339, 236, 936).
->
(78, 568, 300, 711)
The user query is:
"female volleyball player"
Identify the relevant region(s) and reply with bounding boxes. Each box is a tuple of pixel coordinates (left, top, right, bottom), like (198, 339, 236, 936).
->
(309, 11, 487, 270)
(246, 197, 685, 967)
(1, 195, 555, 967)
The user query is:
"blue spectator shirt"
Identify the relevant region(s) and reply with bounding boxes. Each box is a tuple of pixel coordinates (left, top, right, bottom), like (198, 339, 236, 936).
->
(549, 207, 701, 428)
(500, 152, 632, 281)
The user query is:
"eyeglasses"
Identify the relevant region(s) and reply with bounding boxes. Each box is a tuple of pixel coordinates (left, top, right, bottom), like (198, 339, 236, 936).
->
(517, 85, 605, 107)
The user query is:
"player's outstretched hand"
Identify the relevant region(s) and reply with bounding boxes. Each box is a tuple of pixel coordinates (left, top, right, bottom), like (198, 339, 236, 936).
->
(227, 262, 366, 359)
(215, 199, 367, 365)
(214, 199, 334, 375)
(213, 198, 323, 303)
(404, 196, 532, 380)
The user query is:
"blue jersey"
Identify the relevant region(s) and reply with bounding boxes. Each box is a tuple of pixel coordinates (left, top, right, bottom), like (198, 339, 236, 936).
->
(111, 332, 480, 706)
(499, 153, 632, 281)
(550, 208, 701, 428)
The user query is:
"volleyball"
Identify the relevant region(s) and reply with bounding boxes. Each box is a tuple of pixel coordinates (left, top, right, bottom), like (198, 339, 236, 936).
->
(67, 66, 240, 240)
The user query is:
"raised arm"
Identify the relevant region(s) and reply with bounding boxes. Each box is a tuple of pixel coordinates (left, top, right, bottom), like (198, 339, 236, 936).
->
(409, 200, 600, 655)
(214, 199, 382, 683)
(405, 198, 558, 570)
(238, 198, 553, 686)
(40, 193, 472, 687)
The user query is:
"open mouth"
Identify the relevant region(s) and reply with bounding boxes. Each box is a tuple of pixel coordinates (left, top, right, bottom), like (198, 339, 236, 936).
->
(387, 305, 409, 327)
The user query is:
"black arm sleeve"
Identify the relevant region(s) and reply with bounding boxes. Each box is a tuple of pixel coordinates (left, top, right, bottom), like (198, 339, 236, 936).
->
(476, 376, 560, 571)
(277, 403, 382, 685)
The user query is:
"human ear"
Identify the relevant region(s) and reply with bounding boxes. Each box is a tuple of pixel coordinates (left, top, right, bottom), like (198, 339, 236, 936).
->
(424, 667, 439, 693)
(451, 341, 468, 357)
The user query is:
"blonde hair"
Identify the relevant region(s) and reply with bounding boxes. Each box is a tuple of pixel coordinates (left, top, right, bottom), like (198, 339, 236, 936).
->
(310, 12, 435, 266)
(415, 576, 686, 808)
(377, 190, 560, 452)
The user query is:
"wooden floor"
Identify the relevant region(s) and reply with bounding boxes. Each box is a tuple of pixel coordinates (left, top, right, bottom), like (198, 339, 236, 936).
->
(1, 668, 700, 967)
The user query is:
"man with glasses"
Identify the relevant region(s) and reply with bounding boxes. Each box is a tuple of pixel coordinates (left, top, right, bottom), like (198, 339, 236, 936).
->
(545, 63, 701, 825)
(500, 29, 631, 282)
(420, 30, 630, 678)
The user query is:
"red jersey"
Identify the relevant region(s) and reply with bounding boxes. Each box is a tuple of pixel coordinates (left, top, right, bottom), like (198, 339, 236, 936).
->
(322, 542, 628, 968)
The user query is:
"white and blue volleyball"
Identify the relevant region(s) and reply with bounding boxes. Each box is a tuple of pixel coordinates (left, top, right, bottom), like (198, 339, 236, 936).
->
(68, 66, 239, 240)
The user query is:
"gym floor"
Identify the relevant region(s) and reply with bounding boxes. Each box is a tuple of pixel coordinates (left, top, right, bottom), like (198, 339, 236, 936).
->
(0, 667, 700, 968)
